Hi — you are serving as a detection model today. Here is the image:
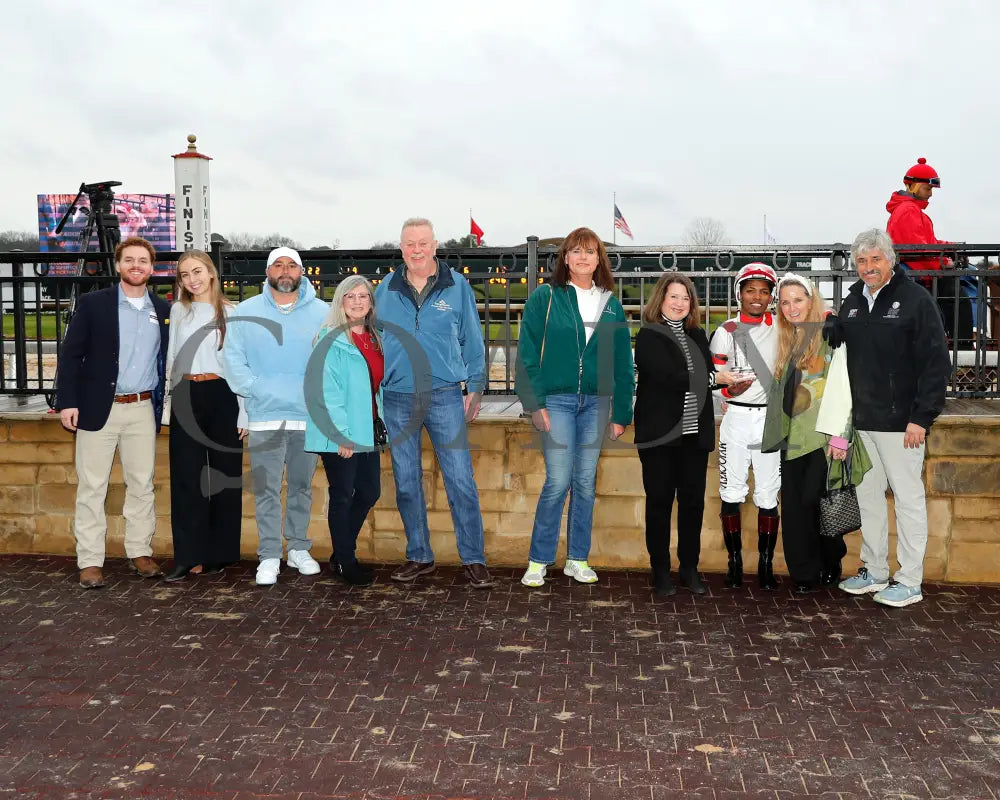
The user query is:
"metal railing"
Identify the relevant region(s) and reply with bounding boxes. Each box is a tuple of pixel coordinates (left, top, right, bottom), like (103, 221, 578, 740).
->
(2, 241, 998, 400)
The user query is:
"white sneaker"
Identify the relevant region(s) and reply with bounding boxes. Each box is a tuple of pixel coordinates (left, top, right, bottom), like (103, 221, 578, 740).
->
(287, 549, 321, 576)
(256, 558, 280, 586)
(521, 561, 547, 587)
(563, 559, 598, 583)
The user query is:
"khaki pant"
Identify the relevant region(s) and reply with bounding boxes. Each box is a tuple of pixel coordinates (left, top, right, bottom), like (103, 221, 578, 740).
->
(74, 400, 157, 569)
(856, 429, 928, 587)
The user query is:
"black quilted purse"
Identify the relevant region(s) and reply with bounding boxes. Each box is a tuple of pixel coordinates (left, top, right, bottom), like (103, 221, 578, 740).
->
(373, 415, 388, 452)
(818, 449, 862, 538)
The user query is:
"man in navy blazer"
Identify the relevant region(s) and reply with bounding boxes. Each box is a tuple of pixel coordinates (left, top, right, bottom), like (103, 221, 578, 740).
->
(56, 236, 170, 589)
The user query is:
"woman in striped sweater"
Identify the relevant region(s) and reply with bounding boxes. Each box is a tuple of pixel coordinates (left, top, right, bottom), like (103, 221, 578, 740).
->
(634, 274, 731, 596)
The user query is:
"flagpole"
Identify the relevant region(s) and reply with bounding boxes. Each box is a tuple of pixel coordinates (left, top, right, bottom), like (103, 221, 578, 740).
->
(763, 213, 767, 245)
(613, 192, 616, 246)
(470, 208, 473, 247)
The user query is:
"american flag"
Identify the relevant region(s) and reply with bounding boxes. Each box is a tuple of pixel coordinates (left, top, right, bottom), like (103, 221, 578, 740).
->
(614, 204, 633, 239)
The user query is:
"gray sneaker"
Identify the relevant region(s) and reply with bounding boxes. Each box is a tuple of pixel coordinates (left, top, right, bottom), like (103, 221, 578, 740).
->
(838, 567, 889, 595)
(873, 582, 923, 608)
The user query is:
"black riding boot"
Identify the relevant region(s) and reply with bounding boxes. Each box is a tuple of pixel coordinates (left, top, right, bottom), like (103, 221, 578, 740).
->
(757, 513, 779, 591)
(720, 512, 743, 589)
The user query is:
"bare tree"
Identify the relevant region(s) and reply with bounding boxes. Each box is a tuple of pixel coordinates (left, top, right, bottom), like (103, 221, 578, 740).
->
(370, 240, 398, 249)
(221, 232, 303, 251)
(682, 217, 729, 246)
(0, 230, 39, 250)
(439, 235, 478, 248)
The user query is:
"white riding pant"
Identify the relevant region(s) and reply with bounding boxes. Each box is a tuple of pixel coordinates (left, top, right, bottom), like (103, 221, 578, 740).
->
(718, 404, 781, 509)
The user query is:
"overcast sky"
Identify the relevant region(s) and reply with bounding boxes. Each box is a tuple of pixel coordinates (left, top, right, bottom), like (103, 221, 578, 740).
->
(2, 1, 998, 250)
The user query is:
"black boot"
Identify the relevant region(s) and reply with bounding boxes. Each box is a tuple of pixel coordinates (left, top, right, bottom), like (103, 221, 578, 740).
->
(820, 563, 842, 587)
(329, 560, 373, 579)
(164, 564, 195, 582)
(335, 561, 374, 587)
(757, 513, 779, 591)
(720, 513, 743, 589)
(651, 565, 676, 597)
(678, 566, 708, 595)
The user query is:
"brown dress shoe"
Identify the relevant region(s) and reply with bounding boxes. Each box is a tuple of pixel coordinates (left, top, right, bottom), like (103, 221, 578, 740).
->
(464, 563, 495, 589)
(79, 567, 105, 589)
(130, 556, 163, 578)
(390, 560, 435, 582)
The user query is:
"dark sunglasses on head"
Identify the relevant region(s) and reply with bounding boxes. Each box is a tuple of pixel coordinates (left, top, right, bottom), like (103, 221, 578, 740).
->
(910, 176, 941, 187)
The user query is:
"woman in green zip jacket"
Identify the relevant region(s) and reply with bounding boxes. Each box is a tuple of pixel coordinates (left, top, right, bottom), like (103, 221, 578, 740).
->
(515, 227, 635, 588)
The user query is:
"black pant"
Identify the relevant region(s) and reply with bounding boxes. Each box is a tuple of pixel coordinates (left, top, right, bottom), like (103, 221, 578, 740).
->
(780, 448, 847, 583)
(168, 379, 243, 566)
(319, 450, 381, 568)
(638, 437, 709, 571)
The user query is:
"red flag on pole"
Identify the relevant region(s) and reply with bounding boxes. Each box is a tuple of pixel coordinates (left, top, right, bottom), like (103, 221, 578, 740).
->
(470, 217, 485, 246)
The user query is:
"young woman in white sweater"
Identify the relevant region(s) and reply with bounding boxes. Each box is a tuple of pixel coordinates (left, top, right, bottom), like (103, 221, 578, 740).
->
(163, 251, 247, 581)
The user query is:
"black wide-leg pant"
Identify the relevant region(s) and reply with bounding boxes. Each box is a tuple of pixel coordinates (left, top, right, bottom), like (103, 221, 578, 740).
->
(168, 379, 243, 566)
(780, 448, 847, 583)
(638, 437, 709, 571)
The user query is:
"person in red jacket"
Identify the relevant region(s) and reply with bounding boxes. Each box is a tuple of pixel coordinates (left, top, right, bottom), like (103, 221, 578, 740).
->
(886, 157, 972, 343)
(886, 157, 944, 272)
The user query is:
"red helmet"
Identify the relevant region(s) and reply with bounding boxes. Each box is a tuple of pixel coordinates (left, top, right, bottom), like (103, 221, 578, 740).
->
(904, 157, 941, 187)
(734, 262, 777, 292)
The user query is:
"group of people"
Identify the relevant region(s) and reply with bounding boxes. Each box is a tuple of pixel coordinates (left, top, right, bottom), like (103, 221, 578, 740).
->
(514, 223, 949, 608)
(57, 217, 496, 590)
(56, 172, 953, 608)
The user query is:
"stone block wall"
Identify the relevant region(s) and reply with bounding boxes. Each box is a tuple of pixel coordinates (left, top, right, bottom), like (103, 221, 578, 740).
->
(1, 413, 998, 584)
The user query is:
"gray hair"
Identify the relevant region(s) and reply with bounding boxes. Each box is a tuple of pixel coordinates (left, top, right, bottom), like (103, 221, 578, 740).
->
(850, 228, 897, 268)
(400, 217, 435, 239)
(314, 274, 381, 350)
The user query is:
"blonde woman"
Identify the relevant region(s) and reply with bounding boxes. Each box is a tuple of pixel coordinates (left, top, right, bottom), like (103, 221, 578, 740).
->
(762, 274, 869, 594)
(304, 276, 383, 587)
(164, 251, 247, 581)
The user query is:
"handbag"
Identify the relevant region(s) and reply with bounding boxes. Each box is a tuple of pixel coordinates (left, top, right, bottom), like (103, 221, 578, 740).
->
(818, 448, 862, 538)
(373, 414, 388, 452)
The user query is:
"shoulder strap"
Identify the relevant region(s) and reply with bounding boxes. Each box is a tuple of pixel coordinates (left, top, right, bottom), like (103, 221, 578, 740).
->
(539, 285, 554, 365)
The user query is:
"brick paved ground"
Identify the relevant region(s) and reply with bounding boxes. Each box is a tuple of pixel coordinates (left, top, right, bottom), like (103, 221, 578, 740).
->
(1, 554, 999, 800)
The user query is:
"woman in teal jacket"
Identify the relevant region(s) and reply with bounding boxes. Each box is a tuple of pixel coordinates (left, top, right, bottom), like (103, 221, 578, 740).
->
(305, 276, 384, 586)
(515, 227, 635, 587)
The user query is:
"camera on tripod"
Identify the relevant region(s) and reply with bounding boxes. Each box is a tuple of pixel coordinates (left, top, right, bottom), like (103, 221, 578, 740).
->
(55, 180, 123, 267)
(38, 180, 124, 299)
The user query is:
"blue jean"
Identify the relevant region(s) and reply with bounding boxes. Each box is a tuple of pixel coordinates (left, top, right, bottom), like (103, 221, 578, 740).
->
(528, 394, 610, 564)
(383, 385, 485, 565)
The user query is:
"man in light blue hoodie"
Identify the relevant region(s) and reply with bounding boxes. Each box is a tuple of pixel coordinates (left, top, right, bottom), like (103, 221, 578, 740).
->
(224, 247, 328, 586)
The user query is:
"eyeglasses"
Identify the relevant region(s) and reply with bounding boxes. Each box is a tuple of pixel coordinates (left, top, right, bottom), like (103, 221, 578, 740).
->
(343, 292, 370, 302)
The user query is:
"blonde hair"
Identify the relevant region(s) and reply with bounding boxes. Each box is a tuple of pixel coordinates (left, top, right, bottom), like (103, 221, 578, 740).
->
(774, 275, 825, 378)
(314, 275, 381, 351)
(175, 250, 232, 349)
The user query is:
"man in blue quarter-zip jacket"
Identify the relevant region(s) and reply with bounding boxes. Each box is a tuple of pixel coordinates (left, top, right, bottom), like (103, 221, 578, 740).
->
(375, 217, 494, 588)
